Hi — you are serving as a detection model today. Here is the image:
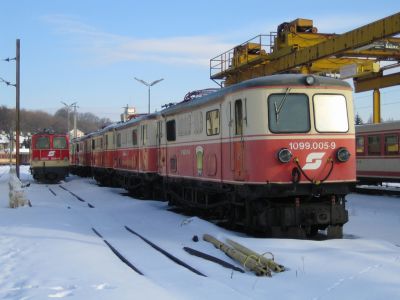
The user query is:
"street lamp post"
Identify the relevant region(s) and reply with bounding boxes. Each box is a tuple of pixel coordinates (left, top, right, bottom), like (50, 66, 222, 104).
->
(61, 101, 77, 138)
(134, 77, 164, 113)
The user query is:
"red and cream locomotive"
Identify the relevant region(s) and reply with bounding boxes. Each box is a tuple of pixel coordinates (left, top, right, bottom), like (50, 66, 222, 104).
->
(30, 131, 69, 183)
(70, 74, 355, 238)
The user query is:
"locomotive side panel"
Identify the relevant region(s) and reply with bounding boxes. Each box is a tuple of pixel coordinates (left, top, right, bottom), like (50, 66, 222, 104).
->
(164, 103, 224, 182)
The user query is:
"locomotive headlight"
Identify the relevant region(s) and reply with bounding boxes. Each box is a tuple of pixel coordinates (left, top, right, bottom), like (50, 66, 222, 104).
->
(305, 75, 316, 85)
(336, 147, 350, 162)
(278, 148, 293, 163)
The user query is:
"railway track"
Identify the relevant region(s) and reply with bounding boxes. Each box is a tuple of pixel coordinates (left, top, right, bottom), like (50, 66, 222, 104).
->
(47, 186, 222, 282)
(59, 185, 95, 208)
(20, 181, 280, 298)
(92, 227, 144, 275)
(50, 185, 204, 278)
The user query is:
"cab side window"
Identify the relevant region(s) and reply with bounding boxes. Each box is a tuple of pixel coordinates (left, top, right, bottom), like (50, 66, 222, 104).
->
(235, 100, 243, 135)
(206, 109, 220, 136)
(166, 120, 176, 141)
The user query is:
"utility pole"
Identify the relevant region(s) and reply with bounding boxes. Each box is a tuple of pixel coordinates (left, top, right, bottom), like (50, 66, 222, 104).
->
(73, 103, 77, 139)
(15, 39, 20, 178)
(0, 39, 20, 177)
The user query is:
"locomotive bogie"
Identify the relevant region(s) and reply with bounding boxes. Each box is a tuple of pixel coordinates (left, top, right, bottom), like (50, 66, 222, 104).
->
(31, 161, 69, 182)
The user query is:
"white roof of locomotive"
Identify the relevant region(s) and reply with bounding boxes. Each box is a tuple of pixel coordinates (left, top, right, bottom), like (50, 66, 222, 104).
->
(161, 74, 351, 116)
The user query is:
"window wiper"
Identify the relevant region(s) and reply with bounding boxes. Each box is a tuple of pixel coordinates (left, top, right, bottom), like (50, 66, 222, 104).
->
(274, 87, 291, 124)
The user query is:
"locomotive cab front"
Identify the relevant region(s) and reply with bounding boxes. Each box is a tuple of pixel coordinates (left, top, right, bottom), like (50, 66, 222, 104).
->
(229, 75, 355, 238)
(30, 133, 70, 183)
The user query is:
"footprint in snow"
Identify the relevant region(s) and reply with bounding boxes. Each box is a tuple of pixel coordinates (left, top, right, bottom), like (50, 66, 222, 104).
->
(92, 283, 116, 290)
(48, 285, 76, 298)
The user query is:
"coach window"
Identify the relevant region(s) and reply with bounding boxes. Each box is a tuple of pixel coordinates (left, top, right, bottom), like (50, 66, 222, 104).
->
(122, 131, 127, 147)
(235, 100, 243, 135)
(385, 135, 399, 154)
(166, 120, 176, 141)
(116, 133, 121, 148)
(367, 135, 380, 155)
(356, 136, 365, 154)
(206, 109, 220, 135)
(105, 135, 108, 150)
(36, 136, 50, 149)
(193, 111, 203, 134)
(313, 94, 348, 132)
(132, 129, 138, 146)
(268, 93, 310, 133)
(92, 139, 95, 150)
(76, 143, 80, 152)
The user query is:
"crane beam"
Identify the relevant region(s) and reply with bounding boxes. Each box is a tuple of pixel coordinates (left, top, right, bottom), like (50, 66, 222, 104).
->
(354, 72, 400, 92)
(265, 12, 400, 74)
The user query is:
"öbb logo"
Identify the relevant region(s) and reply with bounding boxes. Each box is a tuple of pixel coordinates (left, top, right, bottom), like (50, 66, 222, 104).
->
(47, 151, 55, 157)
(302, 152, 325, 170)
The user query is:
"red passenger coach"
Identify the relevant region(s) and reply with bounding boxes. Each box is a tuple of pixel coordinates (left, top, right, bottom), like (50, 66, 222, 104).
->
(356, 121, 400, 184)
(30, 132, 69, 183)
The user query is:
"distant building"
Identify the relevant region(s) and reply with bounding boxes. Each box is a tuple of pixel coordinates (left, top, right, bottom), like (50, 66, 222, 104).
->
(121, 106, 137, 122)
(68, 129, 84, 139)
(0, 132, 30, 153)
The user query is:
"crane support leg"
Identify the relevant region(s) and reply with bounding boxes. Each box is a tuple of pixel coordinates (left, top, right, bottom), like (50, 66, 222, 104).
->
(373, 89, 381, 124)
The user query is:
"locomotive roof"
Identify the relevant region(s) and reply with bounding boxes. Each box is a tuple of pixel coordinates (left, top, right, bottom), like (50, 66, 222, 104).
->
(71, 74, 351, 142)
(161, 74, 351, 116)
(31, 132, 67, 136)
(73, 112, 160, 141)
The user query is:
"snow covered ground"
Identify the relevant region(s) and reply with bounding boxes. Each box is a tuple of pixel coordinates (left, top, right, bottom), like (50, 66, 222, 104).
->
(1, 165, 399, 300)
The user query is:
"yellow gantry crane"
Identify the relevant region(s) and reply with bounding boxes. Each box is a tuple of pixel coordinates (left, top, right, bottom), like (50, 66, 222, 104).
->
(210, 13, 400, 123)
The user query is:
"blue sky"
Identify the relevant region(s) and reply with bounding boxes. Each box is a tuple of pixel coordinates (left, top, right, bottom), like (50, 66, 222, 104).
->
(0, 1, 399, 122)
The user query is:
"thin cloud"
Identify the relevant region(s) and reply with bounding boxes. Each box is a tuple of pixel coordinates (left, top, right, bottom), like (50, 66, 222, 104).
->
(41, 14, 234, 66)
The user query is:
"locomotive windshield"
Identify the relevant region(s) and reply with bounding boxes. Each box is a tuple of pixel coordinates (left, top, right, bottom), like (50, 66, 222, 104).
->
(268, 93, 310, 133)
(268, 93, 349, 133)
(35, 136, 50, 149)
(53, 137, 67, 149)
(313, 94, 348, 132)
